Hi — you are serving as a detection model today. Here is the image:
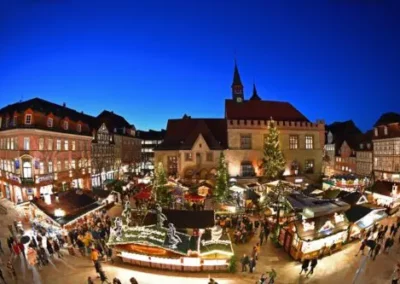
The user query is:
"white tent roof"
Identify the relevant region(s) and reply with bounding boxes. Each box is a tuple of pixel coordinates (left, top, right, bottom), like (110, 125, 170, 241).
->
(229, 185, 246, 193)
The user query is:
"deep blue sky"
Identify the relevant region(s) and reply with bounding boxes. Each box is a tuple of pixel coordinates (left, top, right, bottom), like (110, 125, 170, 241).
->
(1, 0, 399, 132)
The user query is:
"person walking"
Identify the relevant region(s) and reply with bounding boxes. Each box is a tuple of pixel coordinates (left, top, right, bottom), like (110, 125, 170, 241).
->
(130, 277, 138, 284)
(299, 259, 310, 275)
(306, 258, 318, 277)
(384, 237, 392, 253)
(12, 242, 20, 258)
(94, 260, 102, 277)
(240, 254, 249, 272)
(99, 270, 111, 284)
(46, 239, 54, 257)
(53, 239, 63, 258)
(87, 276, 94, 284)
(106, 246, 113, 264)
(372, 241, 381, 261)
(392, 265, 400, 284)
(113, 278, 122, 284)
(391, 224, 396, 236)
(355, 239, 367, 256)
(259, 229, 265, 246)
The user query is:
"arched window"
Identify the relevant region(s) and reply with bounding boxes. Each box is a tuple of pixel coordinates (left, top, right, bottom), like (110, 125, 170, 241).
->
(23, 161, 32, 178)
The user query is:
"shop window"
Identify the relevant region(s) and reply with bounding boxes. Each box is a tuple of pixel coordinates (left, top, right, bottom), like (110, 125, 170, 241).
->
(305, 135, 314, 149)
(305, 159, 315, 174)
(10, 138, 14, 150)
(24, 137, 30, 150)
(289, 135, 299, 149)
(185, 153, 193, 161)
(23, 161, 32, 178)
(39, 138, 44, 150)
(47, 118, 53, 128)
(48, 138, 53, 150)
(25, 114, 32, 125)
(206, 152, 213, 162)
(167, 156, 178, 175)
(64, 140, 69, 151)
(6, 138, 10, 149)
(240, 134, 252, 149)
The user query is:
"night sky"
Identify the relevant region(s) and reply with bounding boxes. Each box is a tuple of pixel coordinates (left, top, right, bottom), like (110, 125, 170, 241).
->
(1, 0, 399, 132)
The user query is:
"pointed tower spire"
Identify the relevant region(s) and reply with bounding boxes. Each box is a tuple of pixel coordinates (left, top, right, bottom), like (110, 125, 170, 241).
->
(250, 83, 261, 101)
(231, 60, 244, 102)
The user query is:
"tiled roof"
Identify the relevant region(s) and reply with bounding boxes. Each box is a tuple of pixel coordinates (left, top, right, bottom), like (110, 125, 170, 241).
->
(155, 118, 227, 150)
(225, 99, 310, 121)
(326, 120, 363, 155)
(136, 129, 166, 140)
(374, 112, 400, 127)
(345, 205, 373, 223)
(374, 123, 400, 139)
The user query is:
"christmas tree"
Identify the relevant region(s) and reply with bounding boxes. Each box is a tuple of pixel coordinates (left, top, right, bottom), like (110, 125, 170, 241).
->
(215, 152, 229, 202)
(154, 162, 170, 206)
(261, 121, 286, 180)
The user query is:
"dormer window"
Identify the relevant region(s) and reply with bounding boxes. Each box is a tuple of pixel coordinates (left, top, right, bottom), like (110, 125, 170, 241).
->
(63, 120, 68, 130)
(384, 126, 388, 136)
(25, 114, 32, 125)
(374, 128, 378, 136)
(367, 143, 371, 149)
(12, 116, 17, 127)
(47, 118, 53, 128)
(77, 123, 82, 133)
(360, 144, 364, 149)
(5, 117, 9, 127)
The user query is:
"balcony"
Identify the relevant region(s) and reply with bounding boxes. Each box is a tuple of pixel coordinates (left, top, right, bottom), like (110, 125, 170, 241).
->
(20, 177, 35, 186)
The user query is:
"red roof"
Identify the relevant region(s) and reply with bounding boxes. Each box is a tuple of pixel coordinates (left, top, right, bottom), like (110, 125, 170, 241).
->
(134, 190, 152, 200)
(225, 99, 309, 122)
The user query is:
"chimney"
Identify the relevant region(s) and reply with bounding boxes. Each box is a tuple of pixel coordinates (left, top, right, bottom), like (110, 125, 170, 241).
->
(63, 102, 66, 107)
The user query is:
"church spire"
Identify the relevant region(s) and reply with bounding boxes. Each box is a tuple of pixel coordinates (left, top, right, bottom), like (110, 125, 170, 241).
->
(250, 84, 261, 101)
(231, 60, 244, 102)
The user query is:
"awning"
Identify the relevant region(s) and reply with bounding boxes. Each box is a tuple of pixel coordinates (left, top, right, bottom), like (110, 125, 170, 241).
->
(134, 190, 152, 200)
(229, 185, 246, 193)
(184, 193, 205, 201)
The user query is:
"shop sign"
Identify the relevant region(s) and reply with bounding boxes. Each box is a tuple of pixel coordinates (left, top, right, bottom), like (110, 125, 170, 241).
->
(36, 174, 53, 184)
(9, 173, 21, 183)
(302, 220, 315, 232)
(124, 226, 166, 244)
(334, 213, 345, 224)
(201, 239, 231, 246)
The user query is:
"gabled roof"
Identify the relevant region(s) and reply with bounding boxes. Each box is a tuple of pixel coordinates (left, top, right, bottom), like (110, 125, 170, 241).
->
(0, 97, 96, 127)
(357, 130, 374, 151)
(345, 204, 386, 223)
(155, 118, 227, 150)
(225, 99, 310, 121)
(326, 120, 363, 155)
(374, 123, 400, 139)
(374, 112, 400, 127)
(96, 110, 133, 133)
(369, 180, 399, 197)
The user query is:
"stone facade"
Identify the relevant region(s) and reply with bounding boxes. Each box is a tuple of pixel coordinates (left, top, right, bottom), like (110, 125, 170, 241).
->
(334, 141, 357, 174)
(356, 150, 373, 177)
(226, 119, 325, 179)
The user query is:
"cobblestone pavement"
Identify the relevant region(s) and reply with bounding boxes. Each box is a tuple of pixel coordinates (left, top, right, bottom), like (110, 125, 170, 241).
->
(0, 199, 398, 284)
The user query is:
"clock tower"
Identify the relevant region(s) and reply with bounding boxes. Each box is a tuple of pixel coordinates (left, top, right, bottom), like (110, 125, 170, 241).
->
(231, 61, 244, 103)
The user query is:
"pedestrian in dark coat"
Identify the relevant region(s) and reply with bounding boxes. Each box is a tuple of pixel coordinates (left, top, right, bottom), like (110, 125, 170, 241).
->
(46, 240, 54, 257)
(356, 239, 367, 256)
(240, 254, 249, 272)
(306, 258, 318, 277)
(259, 230, 265, 246)
(249, 257, 256, 273)
(384, 237, 392, 253)
(391, 224, 396, 236)
(299, 259, 310, 275)
(53, 240, 62, 258)
(99, 270, 110, 284)
(373, 242, 381, 260)
(0, 267, 6, 283)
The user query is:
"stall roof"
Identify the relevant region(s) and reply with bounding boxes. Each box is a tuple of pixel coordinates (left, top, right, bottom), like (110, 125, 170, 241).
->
(345, 204, 386, 223)
(368, 180, 400, 197)
(294, 213, 349, 241)
(143, 209, 215, 229)
(31, 190, 103, 226)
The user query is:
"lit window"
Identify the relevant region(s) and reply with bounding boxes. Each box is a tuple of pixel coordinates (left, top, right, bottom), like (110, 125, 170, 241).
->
(77, 123, 82, 132)
(45, 139, 52, 151)
(23, 161, 32, 178)
(25, 114, 32, 125)
(71, 160, 76, 169)
(305, 159, 314, 173)
(64, 160, 69, 170)
(241, 163, 255, 177)
(48, 161, 53, 173)
(39, 138, 44, 150)
(47, 118, 53, 128)
(57, 161, 61, 172)
(206, 152, 213, 162)
(305, 135, 314, 149)
(64, 140, 69, 150)
(374, 128, 378, 136)
(63, 120, 68, 130)
(185, 153, 193, 161)
(72, 141, 76, 151)
(39, 162, 44, 174)
(289, 135, 299, 149)
(240, 134, 252, 149)
(56, 139, 61, 150)
(24, 137, 30, 150)
(384, 126, 388, 136)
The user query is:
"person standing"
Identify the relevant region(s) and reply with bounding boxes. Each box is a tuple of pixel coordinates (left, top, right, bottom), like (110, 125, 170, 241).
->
(12, 242, 20, 258)
(240, 254, 249, 272)
(249, 257, 256, 273)
(372, 241, 381, 261)
(392, 265, 400, 284)
(306, 258, 318, 277)
(99, 269, 110, 284)
(18, 242, 26, 259)
(46, 239, 54, 257)
(53, 239, 62, 258)
(113, 278, 122, 284)
(130, 277, 138, 284)
(87, 276, 94, 284)
(299, 259, 310, 275)
(355, 239, 367, 256)
(259, 229, 265, 246)
(384, 237, 392, 253)
(264, 225, 270, 243)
